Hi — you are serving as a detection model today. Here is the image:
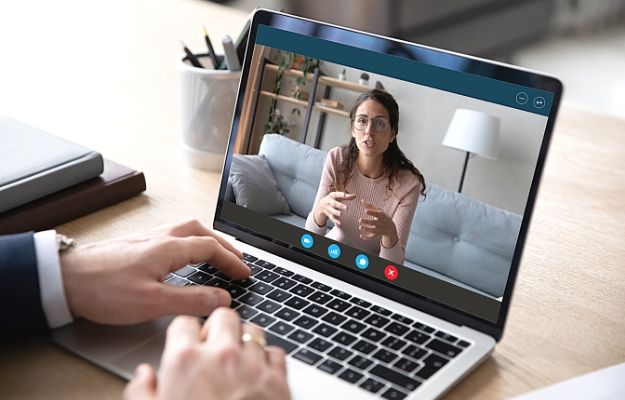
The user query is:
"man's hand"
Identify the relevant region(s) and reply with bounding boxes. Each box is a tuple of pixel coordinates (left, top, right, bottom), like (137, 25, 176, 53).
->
(124, 309, 291, 400)
(60, 219, 250, 325)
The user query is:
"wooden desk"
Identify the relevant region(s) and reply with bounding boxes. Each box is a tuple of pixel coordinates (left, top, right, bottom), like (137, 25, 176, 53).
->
(1, 1, 624, 398)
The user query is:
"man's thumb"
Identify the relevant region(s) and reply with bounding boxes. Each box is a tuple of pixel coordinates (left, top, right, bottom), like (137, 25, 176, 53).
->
(124, 363, 157, 400)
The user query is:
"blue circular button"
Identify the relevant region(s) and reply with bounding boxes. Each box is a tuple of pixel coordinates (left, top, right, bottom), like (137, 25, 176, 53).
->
(300, 233, 314, 249)
(327, 244, 341, 259)
(355, 254, 369, 269)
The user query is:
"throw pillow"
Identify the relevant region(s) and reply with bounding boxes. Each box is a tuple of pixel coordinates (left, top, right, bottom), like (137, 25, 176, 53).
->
(229, 154, 290, 215)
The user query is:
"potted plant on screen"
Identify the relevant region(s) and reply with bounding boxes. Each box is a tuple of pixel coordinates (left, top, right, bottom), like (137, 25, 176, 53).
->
(264, 51, 319, 134)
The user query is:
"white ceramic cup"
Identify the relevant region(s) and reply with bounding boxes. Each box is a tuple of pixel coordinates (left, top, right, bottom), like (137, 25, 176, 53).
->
(178, 54, 241, 171)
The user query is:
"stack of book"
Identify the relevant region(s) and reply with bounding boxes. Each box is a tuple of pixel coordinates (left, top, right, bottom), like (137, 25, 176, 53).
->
(0, 118, 146, 234)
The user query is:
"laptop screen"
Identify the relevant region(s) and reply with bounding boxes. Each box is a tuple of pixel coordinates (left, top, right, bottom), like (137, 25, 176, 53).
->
(216, 11, 561, 329)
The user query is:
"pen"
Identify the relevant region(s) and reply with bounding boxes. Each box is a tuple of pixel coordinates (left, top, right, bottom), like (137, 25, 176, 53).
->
(203, 26, 219, 69)
(180, 41, 203, 68)
(222, 35, 241, 71)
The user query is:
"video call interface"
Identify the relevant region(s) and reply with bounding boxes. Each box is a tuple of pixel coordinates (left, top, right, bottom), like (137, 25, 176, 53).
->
(219, 24, 555, 322)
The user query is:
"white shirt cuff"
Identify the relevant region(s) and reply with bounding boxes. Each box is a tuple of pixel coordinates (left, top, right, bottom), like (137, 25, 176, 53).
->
(34, 230, 74, 329)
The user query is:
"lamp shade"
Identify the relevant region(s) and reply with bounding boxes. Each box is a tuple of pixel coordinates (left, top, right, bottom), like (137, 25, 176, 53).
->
(442, 109, 500, 160)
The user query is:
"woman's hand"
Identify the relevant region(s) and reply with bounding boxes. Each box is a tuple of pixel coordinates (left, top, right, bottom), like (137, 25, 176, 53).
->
(313, 192, 356, 227)
(124, 309, 291, 400)
(359, 200, 399, 248)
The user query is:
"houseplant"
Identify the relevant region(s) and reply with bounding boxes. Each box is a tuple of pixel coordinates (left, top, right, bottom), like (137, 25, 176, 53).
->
(264, 51, 319, 134)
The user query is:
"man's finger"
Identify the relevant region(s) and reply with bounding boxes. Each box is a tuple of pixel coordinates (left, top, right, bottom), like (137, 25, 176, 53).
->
(164, 236, 250, 279)
(204, 308, 242, 349)
(266, 346, 287, 372)
(159, 285, 231, 318)
(166, 219, 244, 259)
(123, 363, 157, 400)
(241, 323, 267, 361)
(164, 316, 202, 355)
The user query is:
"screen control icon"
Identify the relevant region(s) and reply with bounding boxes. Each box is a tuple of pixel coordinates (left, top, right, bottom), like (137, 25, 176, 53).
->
(355, 254, 369, 270)
(384, 265, 399, 281)
(300, 233, 314, 249)
(533, 96, 546, 109)
(327, 244, 341, 259)
(516, 92, 528, 105)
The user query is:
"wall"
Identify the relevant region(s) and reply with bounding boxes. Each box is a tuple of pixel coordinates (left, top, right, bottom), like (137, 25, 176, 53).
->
(315, 63, 549, 214)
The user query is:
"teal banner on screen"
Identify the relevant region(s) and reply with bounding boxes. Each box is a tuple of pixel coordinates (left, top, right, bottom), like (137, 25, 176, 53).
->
(257, 24, 553, 116)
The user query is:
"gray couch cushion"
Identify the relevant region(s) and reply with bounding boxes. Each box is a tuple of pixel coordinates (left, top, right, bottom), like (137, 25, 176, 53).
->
(405, 184, 521, 298)
(229, 154, 290, 215)
(259, 134, 327, 219)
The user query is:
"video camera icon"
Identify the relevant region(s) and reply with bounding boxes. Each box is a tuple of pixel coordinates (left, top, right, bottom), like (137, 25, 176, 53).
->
(300, 233, 314, 249)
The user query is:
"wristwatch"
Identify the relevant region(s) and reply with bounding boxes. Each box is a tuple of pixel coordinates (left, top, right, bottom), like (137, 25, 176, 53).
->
(56, 233, 76, 252)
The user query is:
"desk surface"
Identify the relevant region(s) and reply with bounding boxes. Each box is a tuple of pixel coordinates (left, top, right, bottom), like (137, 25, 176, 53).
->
(1, 1, 625, 399)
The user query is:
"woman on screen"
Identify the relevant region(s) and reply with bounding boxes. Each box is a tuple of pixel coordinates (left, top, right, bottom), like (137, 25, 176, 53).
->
(305, 89, 426, 265)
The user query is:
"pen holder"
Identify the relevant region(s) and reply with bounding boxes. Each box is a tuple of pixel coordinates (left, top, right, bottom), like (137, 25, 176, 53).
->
(178, 54, 241, 171)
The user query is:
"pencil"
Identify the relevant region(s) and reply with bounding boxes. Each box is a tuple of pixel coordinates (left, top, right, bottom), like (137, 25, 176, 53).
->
(203, 26, 219, 69)
(180, 41, 203, 68)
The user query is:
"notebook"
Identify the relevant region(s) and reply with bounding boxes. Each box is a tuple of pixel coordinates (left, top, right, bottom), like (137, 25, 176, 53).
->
(0, 118, 104, 213)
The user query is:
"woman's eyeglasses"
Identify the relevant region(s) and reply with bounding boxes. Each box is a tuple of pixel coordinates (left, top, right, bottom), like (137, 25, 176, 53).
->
(353, 116, 390, 132)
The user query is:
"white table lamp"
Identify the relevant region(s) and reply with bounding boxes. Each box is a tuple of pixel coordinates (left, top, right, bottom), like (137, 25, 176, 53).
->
(442, 109, 500, 193)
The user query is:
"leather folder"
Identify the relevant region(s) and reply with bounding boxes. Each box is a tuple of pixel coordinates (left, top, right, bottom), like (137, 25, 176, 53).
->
(0, 159, 146, 234)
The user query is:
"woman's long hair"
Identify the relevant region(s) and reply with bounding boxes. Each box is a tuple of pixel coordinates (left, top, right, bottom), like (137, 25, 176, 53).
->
(335, 89, 426, 198)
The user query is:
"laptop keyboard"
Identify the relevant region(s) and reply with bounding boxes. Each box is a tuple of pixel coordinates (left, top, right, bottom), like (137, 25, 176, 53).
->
(165, 253, 473, 399)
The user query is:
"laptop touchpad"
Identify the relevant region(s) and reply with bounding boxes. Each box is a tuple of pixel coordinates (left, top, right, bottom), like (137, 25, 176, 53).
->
(112, 331, 166, 375)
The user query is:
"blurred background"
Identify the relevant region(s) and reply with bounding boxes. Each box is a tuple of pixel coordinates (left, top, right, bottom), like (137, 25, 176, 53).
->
(213, 0, 625, 119)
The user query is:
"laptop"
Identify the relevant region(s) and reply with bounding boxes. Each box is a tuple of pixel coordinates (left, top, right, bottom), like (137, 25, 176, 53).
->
(52, 9, 562, 400)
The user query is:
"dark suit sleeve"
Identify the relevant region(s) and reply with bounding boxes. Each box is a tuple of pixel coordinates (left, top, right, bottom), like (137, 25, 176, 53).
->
(0, 232, 48, 338)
